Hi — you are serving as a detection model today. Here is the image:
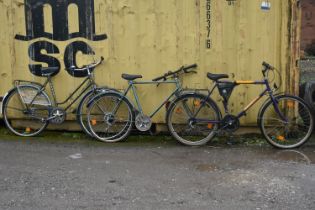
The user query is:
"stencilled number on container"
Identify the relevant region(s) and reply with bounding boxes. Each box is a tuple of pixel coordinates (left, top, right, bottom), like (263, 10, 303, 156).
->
(206, 0, 211, 49)
(206, 39, 211, 49)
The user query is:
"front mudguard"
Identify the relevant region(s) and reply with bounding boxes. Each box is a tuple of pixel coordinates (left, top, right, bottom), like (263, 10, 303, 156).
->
(86, 90, 135, 111)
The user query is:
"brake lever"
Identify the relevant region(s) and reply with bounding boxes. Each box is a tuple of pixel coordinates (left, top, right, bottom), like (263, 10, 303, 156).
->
(156, 77, 167, 87)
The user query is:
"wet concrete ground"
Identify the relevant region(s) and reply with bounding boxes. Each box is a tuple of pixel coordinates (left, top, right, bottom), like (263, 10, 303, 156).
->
(0, 134, 314, 210)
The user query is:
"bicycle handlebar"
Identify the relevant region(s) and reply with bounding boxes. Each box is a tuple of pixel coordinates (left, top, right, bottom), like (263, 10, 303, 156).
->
(152, 64, 198, 81)
(69, 56, 105, 71)
(262, 61, 275, 70)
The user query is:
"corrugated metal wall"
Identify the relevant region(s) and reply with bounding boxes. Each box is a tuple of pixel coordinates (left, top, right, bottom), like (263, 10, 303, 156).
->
(0, 0, 300, 125)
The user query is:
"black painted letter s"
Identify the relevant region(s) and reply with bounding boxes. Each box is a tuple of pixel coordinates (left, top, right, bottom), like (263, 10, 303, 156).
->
(28, 41, 61, 77)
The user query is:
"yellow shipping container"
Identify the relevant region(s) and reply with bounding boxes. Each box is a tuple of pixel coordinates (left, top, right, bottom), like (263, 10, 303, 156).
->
(0, 0, 301, 126)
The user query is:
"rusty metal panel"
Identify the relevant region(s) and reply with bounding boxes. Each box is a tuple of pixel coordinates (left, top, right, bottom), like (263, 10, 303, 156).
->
(0, 0, 299, 125)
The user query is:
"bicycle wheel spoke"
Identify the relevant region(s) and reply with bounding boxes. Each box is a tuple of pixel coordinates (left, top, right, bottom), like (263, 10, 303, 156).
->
(260, 96, 313, 149)
(167, 94, 219, 146)
(3, 86, 50, 137)
(88, 93, 133, 142)
(5, 106, 25, 112)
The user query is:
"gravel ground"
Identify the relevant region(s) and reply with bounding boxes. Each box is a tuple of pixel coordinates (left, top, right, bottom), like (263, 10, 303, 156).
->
(0, 134, 314, 210)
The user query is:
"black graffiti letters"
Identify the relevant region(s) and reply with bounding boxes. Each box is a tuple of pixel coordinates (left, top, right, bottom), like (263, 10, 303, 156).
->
(28, 41, 61, 77)
(29, 41, 96, 77)
(64, 41, 95, 77)
(16, 0, 107, 41)
(16, 0, 107, 77)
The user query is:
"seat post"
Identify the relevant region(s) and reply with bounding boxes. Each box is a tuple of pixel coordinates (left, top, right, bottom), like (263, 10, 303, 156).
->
(47, 76, 57, 106)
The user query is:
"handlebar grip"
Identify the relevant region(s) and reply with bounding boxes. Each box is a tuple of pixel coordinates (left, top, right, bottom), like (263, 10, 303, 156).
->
(183, 64, 198, 73)
(262, 61, 274, 70)
(183, 64, 198, 71)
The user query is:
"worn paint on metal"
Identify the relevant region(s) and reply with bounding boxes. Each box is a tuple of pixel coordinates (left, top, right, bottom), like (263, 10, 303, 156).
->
(0, 0, 300, 125)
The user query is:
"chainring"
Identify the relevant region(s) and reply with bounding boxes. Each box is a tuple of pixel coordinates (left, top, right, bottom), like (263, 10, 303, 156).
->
(135, 114, 152, 132)
(50, 108, 66, 124)
(221, 115, 240, 132)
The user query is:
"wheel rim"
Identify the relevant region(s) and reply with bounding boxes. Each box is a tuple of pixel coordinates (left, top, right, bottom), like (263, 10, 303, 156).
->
(4, 87, 49, 137)
(168, 95, 219, 145)
(261, 97, 313, 148)
(77, 92, 95, 137)
(88, 94, 133, 142)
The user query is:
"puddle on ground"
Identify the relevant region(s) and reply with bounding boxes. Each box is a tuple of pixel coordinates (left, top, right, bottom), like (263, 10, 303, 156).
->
(273, 150, 314, 164)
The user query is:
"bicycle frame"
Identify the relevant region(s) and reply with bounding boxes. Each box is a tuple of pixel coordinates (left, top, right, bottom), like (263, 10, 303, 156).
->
(121, 78, 183, 118)
(15, 74, 96, 112)
(194, 78, 287, 124)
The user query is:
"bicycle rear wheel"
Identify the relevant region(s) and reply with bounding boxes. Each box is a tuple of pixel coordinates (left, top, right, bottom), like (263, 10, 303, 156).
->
(166, 93, 221, 146)
(87, 92, 134, 142)
(259, 95, 313, 149)
(3, 85, 50, 137)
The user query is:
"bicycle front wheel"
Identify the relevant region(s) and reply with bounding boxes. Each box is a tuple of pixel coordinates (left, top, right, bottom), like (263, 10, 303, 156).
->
(77, 88, 109, 137)
(87, 92, 134, 142)
(3, 86, 50, 137)
(259, 95, 314, 149)
(167, 93, 221, 146)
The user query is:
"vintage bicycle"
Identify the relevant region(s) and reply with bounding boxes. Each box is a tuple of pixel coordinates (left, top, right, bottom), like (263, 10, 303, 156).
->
(86, 64, 198, 142)
(2, 56, 110, 137)
(166, 62, 314, 149)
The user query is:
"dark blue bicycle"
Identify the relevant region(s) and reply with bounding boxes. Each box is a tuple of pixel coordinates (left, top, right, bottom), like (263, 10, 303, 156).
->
(166, 62, 314, 149)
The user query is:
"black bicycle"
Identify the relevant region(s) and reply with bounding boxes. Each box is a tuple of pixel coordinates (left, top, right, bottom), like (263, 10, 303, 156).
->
(2, 57, 110, 137)
(166, 62, 314, 149)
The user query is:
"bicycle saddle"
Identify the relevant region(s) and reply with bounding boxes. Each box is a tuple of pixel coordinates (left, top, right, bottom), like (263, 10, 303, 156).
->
(122, 74, 143, 81)
(40, 67, 60, 77)
(207, 73, 229, 81)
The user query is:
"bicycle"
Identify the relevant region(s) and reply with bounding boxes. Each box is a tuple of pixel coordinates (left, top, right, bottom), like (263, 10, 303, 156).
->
(86, 64, 198, 142)
(2, 56, 110, 137)
(166, 62, 314, 149)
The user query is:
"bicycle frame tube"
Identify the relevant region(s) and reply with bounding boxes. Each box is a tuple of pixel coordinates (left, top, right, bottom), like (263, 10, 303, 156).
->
(194, 78, 285, 124)
(27, 78, 50, 108)
(126, 79, 182, 118)
(231, 79, 271, 119)
(47, 76, 95, 111)
(25, 75, 95, 112)
(189, 82, 218, 119)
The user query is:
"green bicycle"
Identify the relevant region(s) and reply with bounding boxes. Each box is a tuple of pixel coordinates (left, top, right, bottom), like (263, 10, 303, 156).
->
(86, 64, 198, 142)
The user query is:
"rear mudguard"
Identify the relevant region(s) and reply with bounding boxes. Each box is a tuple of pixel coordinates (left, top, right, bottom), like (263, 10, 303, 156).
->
(2, 84, 51, 113)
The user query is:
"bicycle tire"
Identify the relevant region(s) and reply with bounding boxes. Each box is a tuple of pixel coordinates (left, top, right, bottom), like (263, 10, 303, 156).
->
(3, 85, 51, 137)
(77, 87, 111, 137)
(166, 93, 221, 146)
(87, 92, 134, 142)
(258, 94, 314, 149)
